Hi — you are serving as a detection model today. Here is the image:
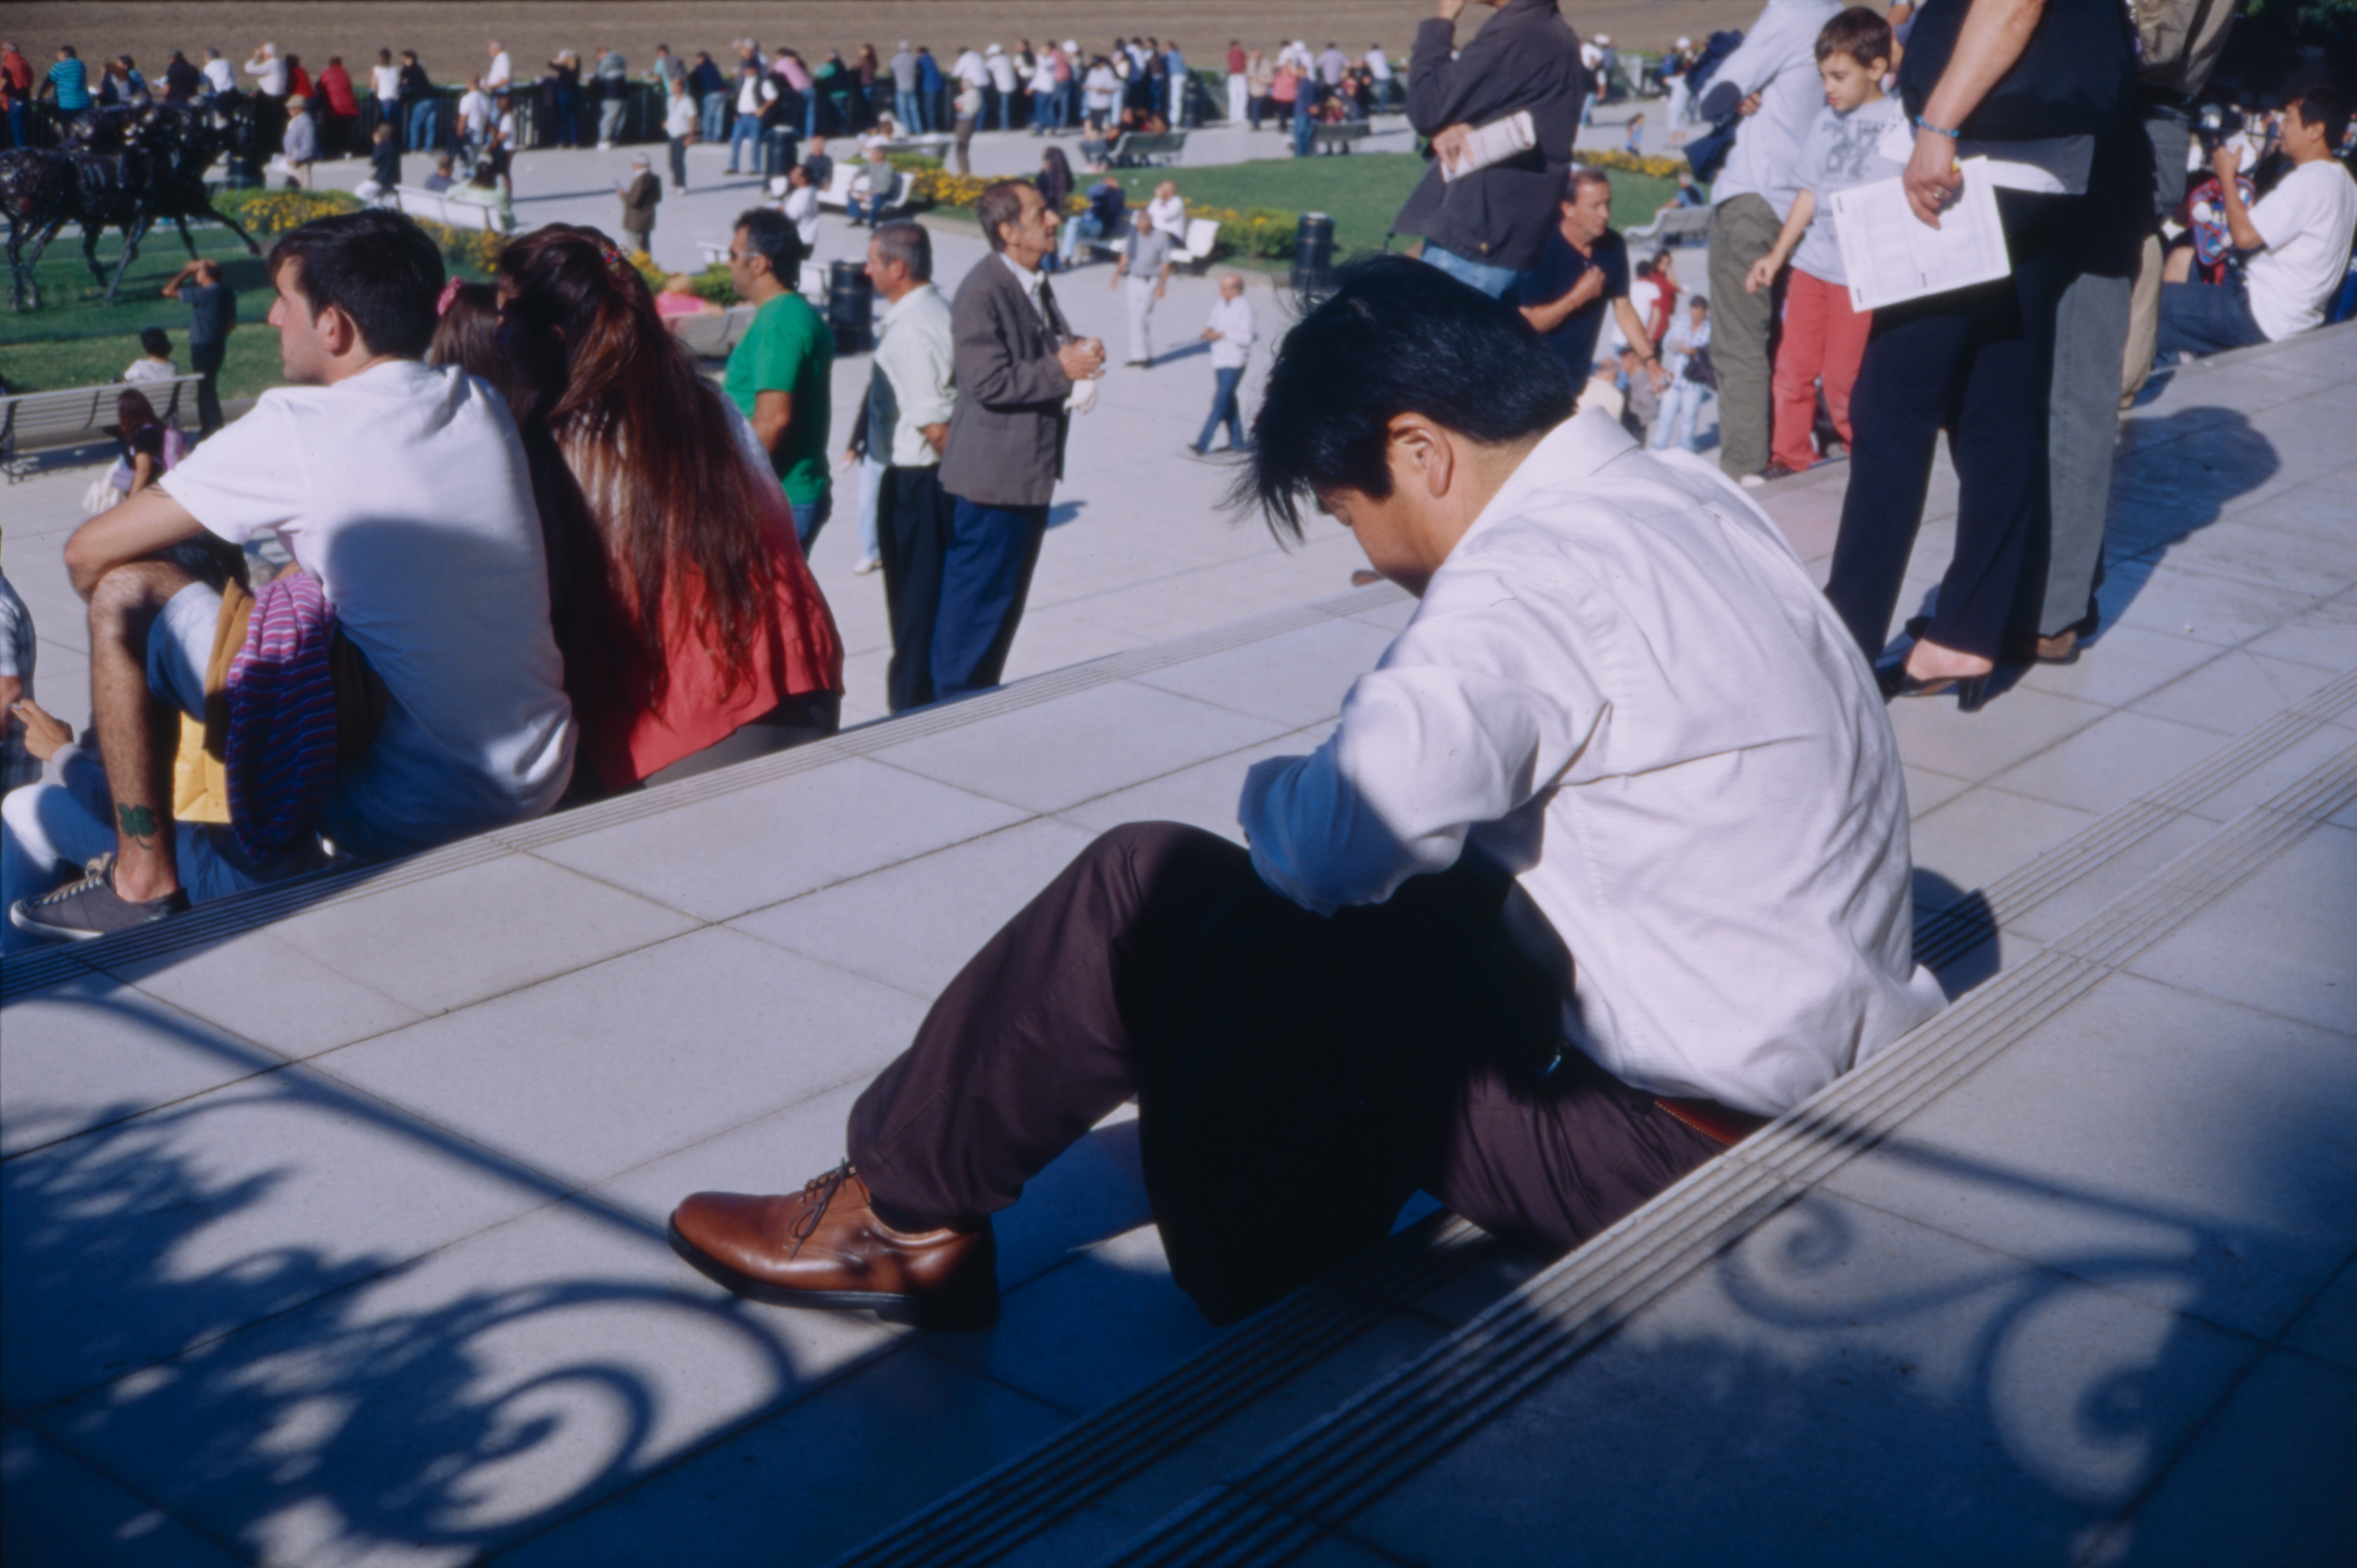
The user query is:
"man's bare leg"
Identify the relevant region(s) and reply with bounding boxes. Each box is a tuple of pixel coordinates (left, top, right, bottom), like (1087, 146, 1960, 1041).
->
(85, 560, 195, 901)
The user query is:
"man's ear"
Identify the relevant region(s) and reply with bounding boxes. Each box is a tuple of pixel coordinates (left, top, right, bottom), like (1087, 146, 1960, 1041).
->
(320, 304, 366, 358)
(1388, 414, 1454, 499)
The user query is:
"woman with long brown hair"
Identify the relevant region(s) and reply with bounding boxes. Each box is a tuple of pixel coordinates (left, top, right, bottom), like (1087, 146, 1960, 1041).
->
(483, 227, 844, 794)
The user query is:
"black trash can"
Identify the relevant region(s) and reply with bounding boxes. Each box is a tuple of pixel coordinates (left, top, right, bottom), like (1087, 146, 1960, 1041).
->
(827, 259, 874, 353)
(1290, 211, 1335, 300)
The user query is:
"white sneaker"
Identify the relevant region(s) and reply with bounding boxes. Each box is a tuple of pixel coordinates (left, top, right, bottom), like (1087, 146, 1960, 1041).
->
(1738, 472, 1767, 490)
(853, 556, 881, 575)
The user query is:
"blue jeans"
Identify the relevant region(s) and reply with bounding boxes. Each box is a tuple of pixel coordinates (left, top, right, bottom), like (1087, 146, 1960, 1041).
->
(1060, 213, 1110, 265)
(1651, 377, 1708, 452)
(7, 101, 29, 148)
(2154, 272, 2269, 364)
(896, 89, 921, 131)
(700, 92, 728, 143)
(405, 98, 439, 152)
(1419, 243, 1527, 300)
(728, 113, 761, 170)
(856, 454, 887, 563)
(1291, 108, 1316, 158)
(790, 489, 832, 552)
(932, 497, 1048, 698)
(1196, 367, 1246, 452)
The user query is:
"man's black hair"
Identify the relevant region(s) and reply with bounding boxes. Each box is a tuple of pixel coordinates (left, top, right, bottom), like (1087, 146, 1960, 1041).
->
(140, 326, 171, 358)
(2292, 84, 2352, 151)
(265, 208, 445, 359)
(1239, 255, 1575, 542)
(735, 206, 805, 279)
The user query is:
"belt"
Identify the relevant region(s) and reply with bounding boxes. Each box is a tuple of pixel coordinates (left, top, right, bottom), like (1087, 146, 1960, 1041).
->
(1653, 1095, 1770, 1147)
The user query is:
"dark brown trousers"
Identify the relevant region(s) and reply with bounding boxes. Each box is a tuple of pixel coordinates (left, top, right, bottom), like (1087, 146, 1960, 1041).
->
(848, 822, 1720, 1324)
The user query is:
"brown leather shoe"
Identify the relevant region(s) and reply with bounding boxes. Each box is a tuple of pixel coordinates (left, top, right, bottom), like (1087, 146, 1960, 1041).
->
(668, 1164, 998, 1330)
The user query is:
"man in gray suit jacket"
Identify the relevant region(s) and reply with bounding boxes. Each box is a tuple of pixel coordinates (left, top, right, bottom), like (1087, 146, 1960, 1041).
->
(932, 181, 1105, 698)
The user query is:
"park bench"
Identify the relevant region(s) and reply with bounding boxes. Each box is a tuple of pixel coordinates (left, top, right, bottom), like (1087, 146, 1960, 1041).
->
(1105, 130, 1188, 168)
(1309, 122, 1373, 155)
(1077, 216, 1221, 272)
(2, 374, 203, 483)
(814, 162, 913, 216)
(391, 185, 515, 234)
(1623, 204, 1712, 250)
(665, 304, 759, 359)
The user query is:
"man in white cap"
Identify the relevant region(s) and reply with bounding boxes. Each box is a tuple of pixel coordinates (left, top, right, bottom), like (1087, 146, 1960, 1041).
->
(1666, 38, 1695, 136)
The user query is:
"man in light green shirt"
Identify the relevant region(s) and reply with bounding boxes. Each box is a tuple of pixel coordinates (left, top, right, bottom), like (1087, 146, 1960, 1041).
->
(722, 208, 834, 545)
(864, 221, 958, 712)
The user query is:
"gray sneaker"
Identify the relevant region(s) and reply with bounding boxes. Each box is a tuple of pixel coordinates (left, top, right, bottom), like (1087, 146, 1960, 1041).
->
(9, 859, 191, 943)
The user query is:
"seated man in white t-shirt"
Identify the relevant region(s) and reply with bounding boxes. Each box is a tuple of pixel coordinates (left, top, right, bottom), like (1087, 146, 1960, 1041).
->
(2157, 86, 2357, 362)
(4, 209, 573, 943)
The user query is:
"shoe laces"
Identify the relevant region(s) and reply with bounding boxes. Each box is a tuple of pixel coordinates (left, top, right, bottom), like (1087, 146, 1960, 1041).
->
(786, 1160, 856, 1260)
(28, 854, 115, 909)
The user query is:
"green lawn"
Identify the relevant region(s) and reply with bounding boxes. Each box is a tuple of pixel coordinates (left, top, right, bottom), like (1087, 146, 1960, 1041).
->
(1100, 153, 1684, 263)
(2, 226, 269, 350)
(5, 330, 289, 402)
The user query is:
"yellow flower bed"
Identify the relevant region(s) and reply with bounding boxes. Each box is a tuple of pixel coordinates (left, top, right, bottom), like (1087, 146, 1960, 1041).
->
(212, 188, 363, 235)
(1582, 148, 1691, 181)
(410, 217, 511, 275)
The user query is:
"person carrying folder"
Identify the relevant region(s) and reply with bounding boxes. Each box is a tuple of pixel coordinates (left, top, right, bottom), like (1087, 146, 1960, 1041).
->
(1392, 0, 1587, 299)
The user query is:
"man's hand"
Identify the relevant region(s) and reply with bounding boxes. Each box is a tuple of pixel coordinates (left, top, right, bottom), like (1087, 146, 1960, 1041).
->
(1647, 360, 1671, 392)
(1745, 254, 1779, 295)
(1430, 122, 1472, 174)
(1563, 266, 1606, 311)
(10, 699, 73, 764)
(1903, 128, 1961, 228)
(1056, 337, 1105, 381)
(1437, 0, 1469, 21)
(1200, 327, 1220, 342)
(2210, 144, 2242, 186)
(1737, 91, 1763, 117)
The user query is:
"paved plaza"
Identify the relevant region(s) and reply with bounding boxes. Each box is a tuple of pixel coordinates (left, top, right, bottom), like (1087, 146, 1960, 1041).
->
(3, 121, 2354, 1566)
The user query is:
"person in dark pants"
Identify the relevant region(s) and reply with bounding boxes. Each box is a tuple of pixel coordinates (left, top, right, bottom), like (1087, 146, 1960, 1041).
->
(864, 221, 959, 713)
(665, 257, 1943, 1331)
(1822, 0, 2131, 706)
(928, 181, 1105, 699)
(163, 258, 235, 436)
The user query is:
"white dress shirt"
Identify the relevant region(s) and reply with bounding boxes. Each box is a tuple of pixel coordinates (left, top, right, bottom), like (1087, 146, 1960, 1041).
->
(372, 62, 403, 105)
(203, 57, 236, 95)
(1709, 0, 1845, 221)
(1239, 412, 1944, 1116)
(875, 282, 958, 467)
(1204, 294, 1255, 370)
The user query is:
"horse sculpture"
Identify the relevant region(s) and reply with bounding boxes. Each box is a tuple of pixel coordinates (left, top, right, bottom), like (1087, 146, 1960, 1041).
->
(3, 100, 265, 312)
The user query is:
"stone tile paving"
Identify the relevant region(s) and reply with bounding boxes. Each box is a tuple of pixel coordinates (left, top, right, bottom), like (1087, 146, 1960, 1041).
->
(2, 290, 2351, 1564)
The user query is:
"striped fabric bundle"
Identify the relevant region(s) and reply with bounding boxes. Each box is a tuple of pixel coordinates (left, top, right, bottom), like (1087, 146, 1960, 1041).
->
(224, 570, 342, 862)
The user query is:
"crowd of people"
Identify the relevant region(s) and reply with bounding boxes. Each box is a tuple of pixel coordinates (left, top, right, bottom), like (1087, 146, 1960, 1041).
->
(2, 0, 2353, 1344)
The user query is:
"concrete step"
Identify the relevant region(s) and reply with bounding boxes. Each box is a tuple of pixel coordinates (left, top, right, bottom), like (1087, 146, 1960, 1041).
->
(815, 674, 2357, 1568)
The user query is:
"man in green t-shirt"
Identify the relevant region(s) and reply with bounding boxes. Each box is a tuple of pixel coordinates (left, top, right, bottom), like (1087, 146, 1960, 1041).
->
(723, 208, 834, 546)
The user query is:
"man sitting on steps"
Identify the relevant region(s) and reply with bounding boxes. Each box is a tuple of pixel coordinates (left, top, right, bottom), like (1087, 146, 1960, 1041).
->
(3, 209, 575, 943)
(668, 257, 1945, 1330)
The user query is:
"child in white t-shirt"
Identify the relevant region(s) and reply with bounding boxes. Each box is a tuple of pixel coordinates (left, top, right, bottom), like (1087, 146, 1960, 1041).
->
(1742, 8, 1902, 475)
